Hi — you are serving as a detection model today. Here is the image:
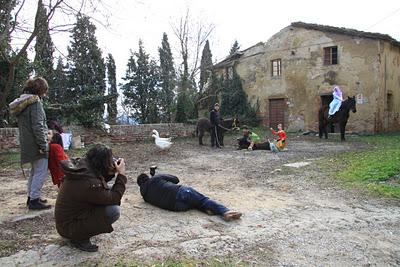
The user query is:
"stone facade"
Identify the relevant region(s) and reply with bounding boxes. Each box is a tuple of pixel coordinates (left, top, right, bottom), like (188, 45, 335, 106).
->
(214, 22, 400, 133)
(0, 123, 196, 152)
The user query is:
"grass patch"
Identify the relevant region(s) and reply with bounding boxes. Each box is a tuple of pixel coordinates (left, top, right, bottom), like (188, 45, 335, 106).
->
(0, 151, 20, 169)
(0, 145, 92, 170)
(224, 125, 269, 138)
(334, 134, 400, 198)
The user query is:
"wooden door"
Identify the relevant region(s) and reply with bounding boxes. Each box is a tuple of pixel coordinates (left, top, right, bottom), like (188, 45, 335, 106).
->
(269, 98, 286, 128)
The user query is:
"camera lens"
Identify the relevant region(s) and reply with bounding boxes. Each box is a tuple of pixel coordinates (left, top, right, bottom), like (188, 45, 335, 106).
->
(150, 165, 157, 176)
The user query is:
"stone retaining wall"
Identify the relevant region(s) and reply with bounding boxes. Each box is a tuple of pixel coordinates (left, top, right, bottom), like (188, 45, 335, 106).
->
(0, 128, 19, 151)
(0, 123, 196, 152)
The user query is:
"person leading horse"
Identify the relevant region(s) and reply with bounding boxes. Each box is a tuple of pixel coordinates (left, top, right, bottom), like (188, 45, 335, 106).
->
(210, 103, 223, 148)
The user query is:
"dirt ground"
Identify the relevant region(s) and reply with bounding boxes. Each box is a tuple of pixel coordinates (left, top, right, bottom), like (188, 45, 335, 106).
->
(0, 134, 399, 266)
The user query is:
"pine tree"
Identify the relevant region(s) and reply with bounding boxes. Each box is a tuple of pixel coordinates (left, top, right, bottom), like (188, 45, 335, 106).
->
(33, 0, 54, 85)
(158, 32, 176, 122)
(221, 70, 258, 125)
(44, 56, 67, 122)
(229, 40, 240, 55)
(106, 53, 118, 124)
(199, 40, 213, 92)
(65, 14, 106, 127)
(122, 40, 159, 124)
(175, 92, 187, 123)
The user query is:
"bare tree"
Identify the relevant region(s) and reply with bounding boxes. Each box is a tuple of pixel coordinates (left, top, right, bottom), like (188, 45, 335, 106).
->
(170, 8, 215, 91)
(0, 0, 108, 114)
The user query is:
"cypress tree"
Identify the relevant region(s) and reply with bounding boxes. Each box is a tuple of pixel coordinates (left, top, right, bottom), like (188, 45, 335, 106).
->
(0, 0, 17, 59)
(2, 51, 32, 126)
(0, 0, 18, 125)
(33, 0, 54, 85)
(51, 56, 67, 104)
(158, 32, 176, 122)
(13, 51, 32, 98)
(199, 40, 213, 92)
(65, 14, 106, 127)
(106, 53, 118, 124)
(229, 40, 240, 55)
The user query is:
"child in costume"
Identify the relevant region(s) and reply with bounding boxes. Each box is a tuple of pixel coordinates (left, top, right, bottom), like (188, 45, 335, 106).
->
(48, 130, 69, 187)
(270, 123, 287, 151)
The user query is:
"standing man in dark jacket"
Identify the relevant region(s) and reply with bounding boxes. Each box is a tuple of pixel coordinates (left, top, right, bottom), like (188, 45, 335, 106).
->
(210, 103, 222, 148)
(9, 77, 51, 210)
(55, 144, 127, 252)
(137, 173, 242, 221)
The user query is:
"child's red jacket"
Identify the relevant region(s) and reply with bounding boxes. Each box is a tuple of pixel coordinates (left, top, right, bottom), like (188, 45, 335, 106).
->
(271, 129, 287, 141)
(48, 143, 69, 186)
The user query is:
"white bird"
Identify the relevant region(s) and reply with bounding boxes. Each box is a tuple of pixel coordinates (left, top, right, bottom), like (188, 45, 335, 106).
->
(102, 122, 111, 134)
(152, 129, 173, 150)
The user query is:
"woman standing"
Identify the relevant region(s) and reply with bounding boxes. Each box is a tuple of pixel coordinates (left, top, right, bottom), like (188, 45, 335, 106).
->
(9, 77, 51, 210)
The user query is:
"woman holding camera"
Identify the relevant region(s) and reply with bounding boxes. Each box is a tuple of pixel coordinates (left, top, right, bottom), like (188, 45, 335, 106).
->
(55, 144, 127, 252)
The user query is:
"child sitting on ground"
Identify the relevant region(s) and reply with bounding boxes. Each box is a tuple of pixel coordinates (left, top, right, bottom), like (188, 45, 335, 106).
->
(270, 123, 287, 151)
(48, 130, 69, 187)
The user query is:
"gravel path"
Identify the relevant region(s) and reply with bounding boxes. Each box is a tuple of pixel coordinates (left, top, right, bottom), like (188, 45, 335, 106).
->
(0, 135, 399, 266)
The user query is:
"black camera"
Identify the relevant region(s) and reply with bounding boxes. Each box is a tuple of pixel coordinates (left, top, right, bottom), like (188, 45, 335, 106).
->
(113, 157, 121, 165)
(150, 165, 157, 176)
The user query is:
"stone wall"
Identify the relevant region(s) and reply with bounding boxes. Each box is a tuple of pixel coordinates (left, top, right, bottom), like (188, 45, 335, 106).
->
(0, 123, 196, 152)
(109, 123, 196, 142)
(0, 128, 19, 151)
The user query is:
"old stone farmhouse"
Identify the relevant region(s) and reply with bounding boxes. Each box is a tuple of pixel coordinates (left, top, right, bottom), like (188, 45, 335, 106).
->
(214, 22, 400, 133)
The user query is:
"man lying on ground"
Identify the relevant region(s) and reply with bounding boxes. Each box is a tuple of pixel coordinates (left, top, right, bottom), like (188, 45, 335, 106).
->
(237, 125, 271, 150)
(136, 172, 242, 221)
(55, 144, 127, 252)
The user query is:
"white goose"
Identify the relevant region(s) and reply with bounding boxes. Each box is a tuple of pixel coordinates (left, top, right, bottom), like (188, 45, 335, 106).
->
(152, 129, 173, 150)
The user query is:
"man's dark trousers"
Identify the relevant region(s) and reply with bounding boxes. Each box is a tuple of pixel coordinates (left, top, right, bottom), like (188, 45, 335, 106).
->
(174, 186, 228, 215)
(210, 126, 221, 148)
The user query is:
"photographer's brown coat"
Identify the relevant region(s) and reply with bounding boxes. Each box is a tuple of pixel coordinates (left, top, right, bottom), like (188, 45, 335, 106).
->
(55, 158, 127, 241)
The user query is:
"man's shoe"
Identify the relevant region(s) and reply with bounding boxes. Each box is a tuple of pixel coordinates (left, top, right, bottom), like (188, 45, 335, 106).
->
(71, 239, 99, 252)
(223, 210, 242, 221)
(28, 198, 52, 210)
(26, 197, 48, 206)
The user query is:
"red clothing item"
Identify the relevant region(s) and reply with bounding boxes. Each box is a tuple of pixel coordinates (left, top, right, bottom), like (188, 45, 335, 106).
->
(271, 129, 287, 141)
(48, 143, 69, 187)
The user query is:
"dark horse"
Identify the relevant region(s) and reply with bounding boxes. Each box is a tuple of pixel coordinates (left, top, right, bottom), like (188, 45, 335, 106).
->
(196, 117, 239, 146)
(319, 96, 357, 141)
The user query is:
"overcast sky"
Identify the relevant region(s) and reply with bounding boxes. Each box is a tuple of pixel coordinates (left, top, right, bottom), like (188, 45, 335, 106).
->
(22, 0, 400, 82)
(94, 0, 400, 81)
